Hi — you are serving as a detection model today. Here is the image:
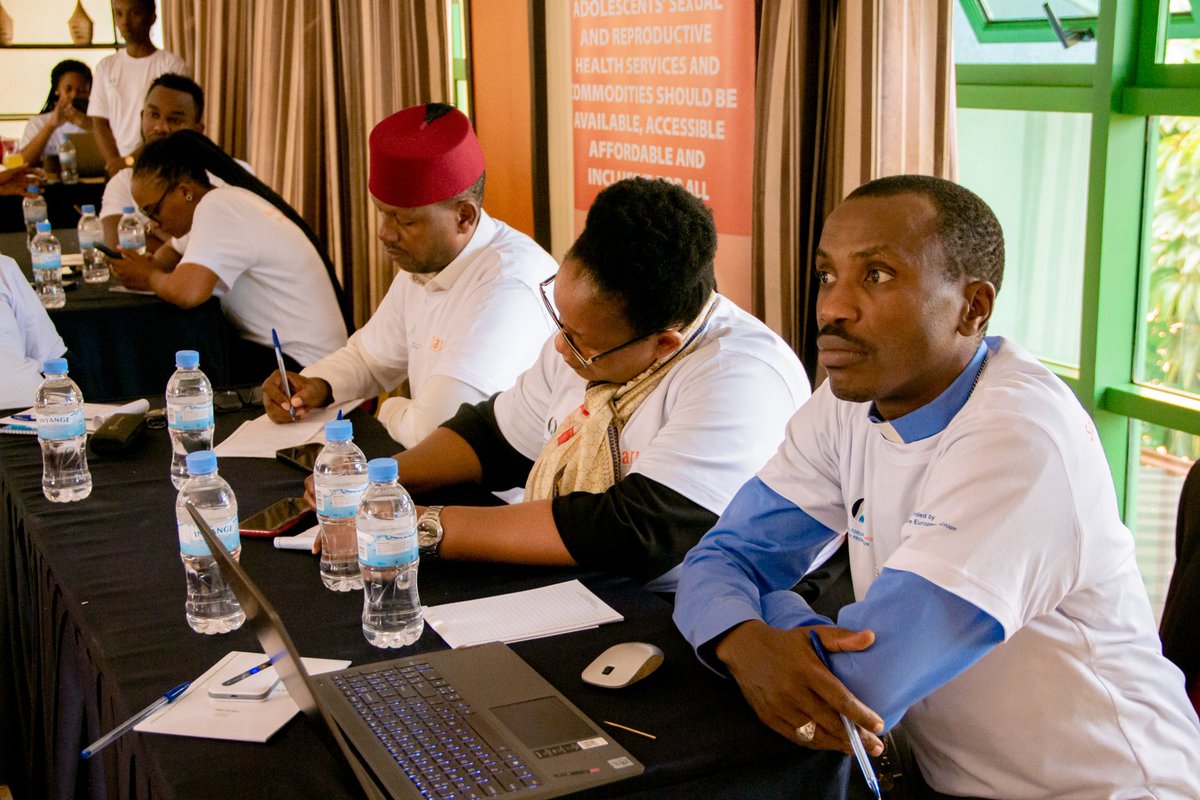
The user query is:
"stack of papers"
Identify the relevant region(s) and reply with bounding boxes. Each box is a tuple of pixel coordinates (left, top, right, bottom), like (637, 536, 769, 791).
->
(213, 400, 362, 458)
(424, 580, 623, 649)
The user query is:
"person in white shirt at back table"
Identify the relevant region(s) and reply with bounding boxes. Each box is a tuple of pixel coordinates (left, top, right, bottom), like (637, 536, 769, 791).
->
(260, 103, 558, 449)
(99, 73, 252, 261)
(17, 60, 92, 169)
(89, 0, 186, 177)
(108, 129, 350, 383)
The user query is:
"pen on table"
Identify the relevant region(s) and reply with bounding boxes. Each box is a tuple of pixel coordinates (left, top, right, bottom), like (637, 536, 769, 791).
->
(602, 720, 656, 739)
(808, 630, 881, 799)
(12, 413, 35, 421)
(81, 681, 190, 759)
(221, 657, 275, 686)
(271, 328, 295, 421)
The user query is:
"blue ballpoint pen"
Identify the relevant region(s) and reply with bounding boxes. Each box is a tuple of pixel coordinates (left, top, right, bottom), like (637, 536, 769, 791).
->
(271, 328, 295, 421)
(808, 630, 881, 799)
(81, 681, 191, 759)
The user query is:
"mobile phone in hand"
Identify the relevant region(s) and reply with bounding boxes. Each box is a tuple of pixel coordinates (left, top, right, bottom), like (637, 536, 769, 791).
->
(94, 242, 124, 260)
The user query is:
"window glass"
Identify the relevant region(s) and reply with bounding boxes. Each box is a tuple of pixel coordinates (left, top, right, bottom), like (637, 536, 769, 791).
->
(1139, 115, 1200, 399)
(1128, 420, 1195, 621)
(954, 1, 1096, 64)
(1164, 35, 1200, 64)
(978, 0, 1098, 21)
(957, 108, 1090, 365)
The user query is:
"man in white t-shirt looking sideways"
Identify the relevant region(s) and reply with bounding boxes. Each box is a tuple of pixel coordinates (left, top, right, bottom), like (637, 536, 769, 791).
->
(673, 175, 1200, 798)
(89, 0, 186, 176)
(262, 103, 557, 448)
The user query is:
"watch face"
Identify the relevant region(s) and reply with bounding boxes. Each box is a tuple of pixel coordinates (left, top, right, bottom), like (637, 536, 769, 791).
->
(416, 520, 439, 549)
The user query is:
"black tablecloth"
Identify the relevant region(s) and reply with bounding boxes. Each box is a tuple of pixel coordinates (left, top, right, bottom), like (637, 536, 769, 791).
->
(0, 407, 849, 799)
(0, 229, 239, 401)
(0, 181, 106, 233)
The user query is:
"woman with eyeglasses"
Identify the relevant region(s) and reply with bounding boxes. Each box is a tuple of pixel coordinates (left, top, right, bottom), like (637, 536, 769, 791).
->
(109, 129, 350, 381)
(18, 60, 92, 168)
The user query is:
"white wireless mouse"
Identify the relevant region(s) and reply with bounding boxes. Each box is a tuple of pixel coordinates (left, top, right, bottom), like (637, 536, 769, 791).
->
(581, 642, 664, 689)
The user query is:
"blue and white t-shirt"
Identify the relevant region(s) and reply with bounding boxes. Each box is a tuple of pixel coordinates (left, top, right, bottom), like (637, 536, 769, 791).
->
(675, 336, 1200, 799)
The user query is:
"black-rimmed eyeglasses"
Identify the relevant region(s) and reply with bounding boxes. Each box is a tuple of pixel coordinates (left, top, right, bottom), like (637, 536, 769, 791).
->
(538, 274, 654, 367)
(139, 181, 177, 223)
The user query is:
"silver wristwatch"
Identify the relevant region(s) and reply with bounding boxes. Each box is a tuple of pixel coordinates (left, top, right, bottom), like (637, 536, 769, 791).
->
(416, 505, 445, 557)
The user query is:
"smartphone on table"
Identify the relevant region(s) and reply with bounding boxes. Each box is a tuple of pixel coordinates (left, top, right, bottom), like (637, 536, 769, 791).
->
(276, 442, 323, 473)
(239, 496, 313, 537)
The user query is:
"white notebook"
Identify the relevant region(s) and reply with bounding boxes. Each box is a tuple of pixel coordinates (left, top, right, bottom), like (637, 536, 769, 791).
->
(423, 579, 623, 649)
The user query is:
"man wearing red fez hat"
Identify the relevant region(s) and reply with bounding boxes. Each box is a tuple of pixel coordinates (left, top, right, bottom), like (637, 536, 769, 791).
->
(310, 177, 810, 592)
(262, 103, 556, 447)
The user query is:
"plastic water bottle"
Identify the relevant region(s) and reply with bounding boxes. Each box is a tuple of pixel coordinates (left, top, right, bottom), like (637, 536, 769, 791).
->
(314, 419, 369, 591)
(118, 206, 146, 254)
(357, 458, 422, 647)
(77, 204, 108, 283)
(175, 451, 245, 634)
(30, 221, 64, 309)
(35, 358, 92, 502)
(59, 136, 78, 184)
(165, 350, 214, 489)
(22, 186, 47, 247)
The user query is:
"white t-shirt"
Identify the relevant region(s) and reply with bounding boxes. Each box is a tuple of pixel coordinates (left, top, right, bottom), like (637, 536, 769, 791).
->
(757, 337, 1200, 798)
(303, 210, 557, 432)
(495, 295, 811, 518)
(100, 160, 254, 251)
(88, 48, 187, 157)
(0, 256, 66, 409)
(180, 187, 347, 366)
(18, 113, 86, 158)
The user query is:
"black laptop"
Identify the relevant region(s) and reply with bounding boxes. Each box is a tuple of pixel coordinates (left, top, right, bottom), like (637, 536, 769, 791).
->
(185, 502, 644, 799)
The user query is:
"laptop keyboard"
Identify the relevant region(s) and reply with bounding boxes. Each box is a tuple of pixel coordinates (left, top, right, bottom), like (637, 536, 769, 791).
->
(332, 662, 544, 799)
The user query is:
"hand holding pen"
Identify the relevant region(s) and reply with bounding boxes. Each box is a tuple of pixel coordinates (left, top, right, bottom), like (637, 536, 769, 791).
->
(271, 328, 295, 421)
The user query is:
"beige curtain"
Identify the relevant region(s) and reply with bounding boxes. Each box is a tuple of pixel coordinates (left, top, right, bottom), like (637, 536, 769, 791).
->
(164, 1, 450, 327)
(160, 1, 253, 161)
(753, 0, 957, 368)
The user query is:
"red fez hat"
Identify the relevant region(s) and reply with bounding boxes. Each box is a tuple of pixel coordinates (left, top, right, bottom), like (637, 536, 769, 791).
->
(369, 104, 485, 208)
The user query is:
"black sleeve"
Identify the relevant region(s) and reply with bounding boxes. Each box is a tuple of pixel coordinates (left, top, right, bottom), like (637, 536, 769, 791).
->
(1161, 460, 1200, 692)
(440, 394, 535, 493)
(550, 473, 718, 586)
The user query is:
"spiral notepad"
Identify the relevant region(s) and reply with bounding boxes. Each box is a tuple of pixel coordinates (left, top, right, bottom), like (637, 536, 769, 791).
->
(423, 580, 623, 649)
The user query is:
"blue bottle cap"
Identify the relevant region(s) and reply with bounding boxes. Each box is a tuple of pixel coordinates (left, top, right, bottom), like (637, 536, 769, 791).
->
(367, 458, 398, 483)
(325, 419, 353, 442)
(122, 205, 135, 214)
(186, 451, 218, 475)
(25, 184, 38, 194)
(35, 221, 50, 232)
(175, 350, 200, 368)
(42, 358, 68, 375)
(81, 204, 96, 214)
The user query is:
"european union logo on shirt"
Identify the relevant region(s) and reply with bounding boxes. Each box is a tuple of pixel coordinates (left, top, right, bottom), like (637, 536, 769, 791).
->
(848, 497, 872, 547)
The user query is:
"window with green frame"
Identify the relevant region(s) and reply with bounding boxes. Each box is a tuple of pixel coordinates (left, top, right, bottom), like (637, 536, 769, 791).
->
(956, 0, 1200, 619)
(448, 0, 473, 117)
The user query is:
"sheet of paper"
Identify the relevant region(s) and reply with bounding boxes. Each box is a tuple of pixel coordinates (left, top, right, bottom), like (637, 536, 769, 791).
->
(0, 399, 150, 433)
(424, 579, 624, 649)
(275, 523, 319, 551)
(109, 285, 157, 296)
(135, 650, 350, 743)
(213, 400, 362, 458)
